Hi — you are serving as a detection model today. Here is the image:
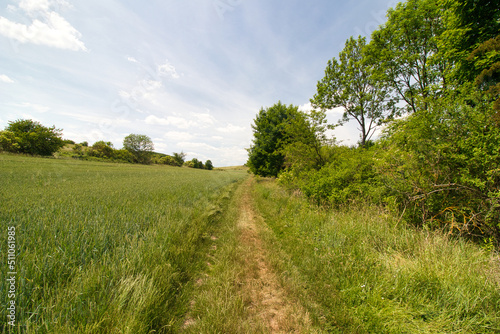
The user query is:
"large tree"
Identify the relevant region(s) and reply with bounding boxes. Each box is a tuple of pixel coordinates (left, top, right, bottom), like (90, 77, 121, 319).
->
(247, 102, 302, 177)
(312, 36, 396, 147)
(123, 134, 154, 164)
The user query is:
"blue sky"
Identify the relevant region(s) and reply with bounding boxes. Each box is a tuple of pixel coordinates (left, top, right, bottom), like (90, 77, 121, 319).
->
(0, 0, 396, 166)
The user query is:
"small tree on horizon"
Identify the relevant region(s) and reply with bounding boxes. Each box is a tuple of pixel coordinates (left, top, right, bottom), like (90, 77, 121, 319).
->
(123, 134, 154, 164)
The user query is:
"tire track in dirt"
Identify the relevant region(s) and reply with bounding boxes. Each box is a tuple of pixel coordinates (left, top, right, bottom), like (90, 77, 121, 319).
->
(237, 177, 312, 333)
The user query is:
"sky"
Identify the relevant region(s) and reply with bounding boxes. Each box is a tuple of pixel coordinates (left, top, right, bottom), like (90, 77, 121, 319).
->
(0, 0, 398, 167)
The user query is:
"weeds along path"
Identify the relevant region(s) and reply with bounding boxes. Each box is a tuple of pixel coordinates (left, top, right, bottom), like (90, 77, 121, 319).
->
(236, 177, 312, 332)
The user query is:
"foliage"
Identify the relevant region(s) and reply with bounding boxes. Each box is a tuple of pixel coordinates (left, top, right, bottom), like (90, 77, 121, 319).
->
(312, 36, 397, 146)
(369, 0, 447, 112)
(173, 151, 186, 166)
(205, 160, 214, 170)
(280, 146, 382, 206)
(3, 119, 64, 156)
(281, 109, 333, 172)
(0, 130, 20, 152)
(469, 35, 500, 114)
(123, 133, 155, 164)
(113, 149, 135, 163)
(185, 158, 205, 169)
(158, 155, 180, 166)
(89, 141, 114, 158)
(442, 0, 500, 83)
(247, 102, 303, 177)
(377, 86, 500, 243)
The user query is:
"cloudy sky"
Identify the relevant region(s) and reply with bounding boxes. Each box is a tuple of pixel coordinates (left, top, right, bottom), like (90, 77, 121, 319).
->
(0, 0, 396, 166)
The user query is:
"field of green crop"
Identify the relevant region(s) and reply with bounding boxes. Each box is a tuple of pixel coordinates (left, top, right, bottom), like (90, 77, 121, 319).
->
(0, 154, 247, 333)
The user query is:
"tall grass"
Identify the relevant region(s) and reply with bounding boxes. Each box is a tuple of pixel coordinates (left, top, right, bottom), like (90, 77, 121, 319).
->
(0, 154, 247, 333)
(253, 178, 500, 333)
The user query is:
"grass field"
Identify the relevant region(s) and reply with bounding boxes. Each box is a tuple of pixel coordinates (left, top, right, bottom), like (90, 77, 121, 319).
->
(0, 154, 247, 333)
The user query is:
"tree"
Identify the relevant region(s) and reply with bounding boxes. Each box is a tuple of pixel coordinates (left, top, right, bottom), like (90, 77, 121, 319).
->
(123, 134, 154, 164)
(247, 102, 302, 177)
(4, 119, 64, 156)
(205, 160, 214, 170)
(281, 109, 333, 172)
(172, 152, 186, 166)
(185, 158, 204, 169)
(369, 0, 447, 113)
(312, 36, 397, 147)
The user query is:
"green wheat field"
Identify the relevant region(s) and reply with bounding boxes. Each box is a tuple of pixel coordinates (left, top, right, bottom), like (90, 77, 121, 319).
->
(0, 154, 247, 333)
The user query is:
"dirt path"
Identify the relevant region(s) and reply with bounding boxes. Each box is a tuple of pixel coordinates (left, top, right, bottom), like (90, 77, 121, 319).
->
(236, 177, 311, 333)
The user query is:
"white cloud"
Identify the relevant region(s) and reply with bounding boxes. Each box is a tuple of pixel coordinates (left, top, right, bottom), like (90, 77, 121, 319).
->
(326, 106, 345, 115)
(178, 141, 219, 152)
(140, 79, 162, 91)
(19, 0, 52, 13)
(0, 74, 14, 83)
(158, 59, 179, 79)
(191, 111, 216, 126)
(0, 0, 86, 51)
(145, 115, 196, 129)
(298, 102, 313, 112)
(127, 56, 138, 63)
(9, 102, 50, 112)
(164, 131, 195, 141)
(217, 123, 245, 133)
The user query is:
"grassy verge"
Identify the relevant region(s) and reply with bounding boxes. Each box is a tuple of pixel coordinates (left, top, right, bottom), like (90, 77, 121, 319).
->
(0, 154, 247, 333)
(252, 178, 500, 333)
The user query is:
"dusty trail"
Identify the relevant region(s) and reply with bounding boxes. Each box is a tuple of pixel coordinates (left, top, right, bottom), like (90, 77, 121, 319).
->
(236, 177, 311, 333)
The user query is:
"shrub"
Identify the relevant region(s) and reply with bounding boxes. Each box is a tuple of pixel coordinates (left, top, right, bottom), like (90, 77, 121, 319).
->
(89, 141, 114, 158)
(159, 156, 180, 166)
(0, 130, 20, 153)
(295, 146, 381, 206)
(113, 149, 135, 163)
(3, 119, 64, 156)
(377, 87, 500, 244)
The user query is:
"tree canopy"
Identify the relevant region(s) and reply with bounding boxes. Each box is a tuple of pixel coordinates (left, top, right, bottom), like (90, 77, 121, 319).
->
(247, 102, 302, 177)
(312, 36, 397, 146)
(123, 134, 154, 164)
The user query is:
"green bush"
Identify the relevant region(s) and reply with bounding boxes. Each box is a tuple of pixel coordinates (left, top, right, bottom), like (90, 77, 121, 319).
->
(303, 147, 381, 205)
(377, 87, 500, 244)
(185, 158, 204, 169)
(0, 130, 20, 152)
(88, 141, 114, 158)
(159, 155, 180, 166)
(113, 149, 135, 163)
(3, 119, 64, 156)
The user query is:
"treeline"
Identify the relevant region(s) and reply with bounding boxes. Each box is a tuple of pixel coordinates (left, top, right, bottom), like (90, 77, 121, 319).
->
(247, 0, 500, 247)
(0, 119, 214, 170)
